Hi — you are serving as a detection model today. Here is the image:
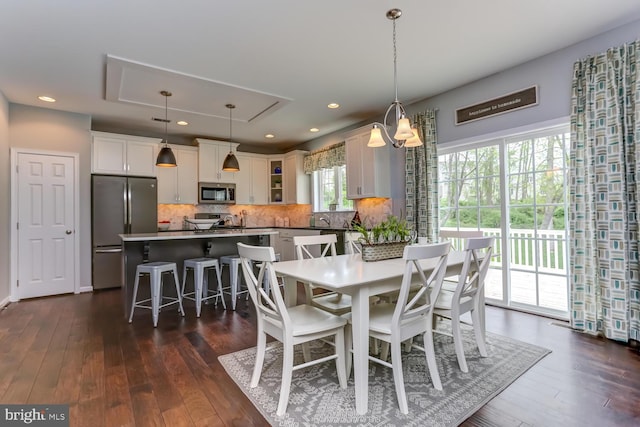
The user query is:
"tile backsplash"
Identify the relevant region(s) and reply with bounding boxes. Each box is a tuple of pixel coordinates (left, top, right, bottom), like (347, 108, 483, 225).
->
(158, 198, 393, 230)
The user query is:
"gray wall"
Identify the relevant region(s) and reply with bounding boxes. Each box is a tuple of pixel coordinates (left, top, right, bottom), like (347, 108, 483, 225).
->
(411, 18, 640, 146)
(9, 104, 92, 292)
(0, 92, 9, 303)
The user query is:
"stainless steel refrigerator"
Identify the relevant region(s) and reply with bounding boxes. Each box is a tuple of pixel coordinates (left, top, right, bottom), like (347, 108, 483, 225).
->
(91, 175, 158, 289)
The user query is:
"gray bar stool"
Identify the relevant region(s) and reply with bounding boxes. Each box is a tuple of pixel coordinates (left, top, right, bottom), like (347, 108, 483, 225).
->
(220, 255, 248, 310)
(181, 257, 226, 316)
(221, 252, 284, 310)
(129, 261, 185, 327)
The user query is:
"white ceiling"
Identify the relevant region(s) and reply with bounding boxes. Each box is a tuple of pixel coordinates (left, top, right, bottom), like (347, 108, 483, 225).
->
(2, 0, 640, 151)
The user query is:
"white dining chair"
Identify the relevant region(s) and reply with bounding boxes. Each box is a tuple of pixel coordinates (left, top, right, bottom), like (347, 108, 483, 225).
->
(237, 243, 348, 417)
(346, 241, 450, 414)
(439, 229, 484, 250)
(293, 234, 353, 315)
(344, 231, 362, 254)
(438, 229, 484, 291)
(433, 236, 494, 373)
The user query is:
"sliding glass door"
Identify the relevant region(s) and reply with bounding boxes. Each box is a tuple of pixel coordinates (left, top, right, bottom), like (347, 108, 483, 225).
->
(438, 125, 570, 318)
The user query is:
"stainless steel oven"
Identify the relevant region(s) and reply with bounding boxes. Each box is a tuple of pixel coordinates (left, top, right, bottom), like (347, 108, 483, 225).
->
(198, 182, 236, 204)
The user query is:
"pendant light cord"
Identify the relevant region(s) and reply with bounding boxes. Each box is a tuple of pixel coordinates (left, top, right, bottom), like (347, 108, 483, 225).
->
(164, 92, 168, 147)
(393, 16, 398, 104)
(226, 103, 235, 151)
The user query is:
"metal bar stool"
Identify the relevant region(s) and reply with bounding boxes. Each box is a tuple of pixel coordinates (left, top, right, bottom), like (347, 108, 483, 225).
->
(221, 252, 284, 310)
(220, 255, 248, 310)
(181, 257, 226, 316)
(129, 261, 185, 327)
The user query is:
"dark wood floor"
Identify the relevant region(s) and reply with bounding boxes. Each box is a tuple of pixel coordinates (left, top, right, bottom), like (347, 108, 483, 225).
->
(1, 289, 639, 427)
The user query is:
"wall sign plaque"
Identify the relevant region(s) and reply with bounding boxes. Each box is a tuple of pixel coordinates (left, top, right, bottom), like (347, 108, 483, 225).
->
(455, 86, 538, 125)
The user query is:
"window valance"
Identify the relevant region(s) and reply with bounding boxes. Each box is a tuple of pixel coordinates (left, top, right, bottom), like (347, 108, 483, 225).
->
(303, 141, 345, 174)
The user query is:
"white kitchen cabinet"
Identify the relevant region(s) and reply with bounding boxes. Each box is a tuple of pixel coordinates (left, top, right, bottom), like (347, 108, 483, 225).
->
(196, 138, 239, 183)
(274, 229, 321, 261)
(283, 150, 310, 204)
(345, 129, 390, 199)
(157, 146, 198, 204)
(92, 131, 160, 176)
(235, 153, 268, 205)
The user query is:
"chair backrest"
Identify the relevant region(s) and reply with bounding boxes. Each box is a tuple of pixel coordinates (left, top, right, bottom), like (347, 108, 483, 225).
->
(393, 241, 451, 327)
(454, 236, 494, 302)
(439, 229, 484, 250)
(237, 243, 290, 328)
(293, 234, 337, 260)
(345, 231, 362, 254)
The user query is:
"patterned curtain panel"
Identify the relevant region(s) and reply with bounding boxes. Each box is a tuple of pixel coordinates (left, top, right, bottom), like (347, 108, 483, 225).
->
(405, 109, 439, 242)
(303, 142, 345, 174)
(569, 40, 640, 343)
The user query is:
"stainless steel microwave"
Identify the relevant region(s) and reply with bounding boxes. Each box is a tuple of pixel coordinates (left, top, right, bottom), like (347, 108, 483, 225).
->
(198, 182, 236, 204)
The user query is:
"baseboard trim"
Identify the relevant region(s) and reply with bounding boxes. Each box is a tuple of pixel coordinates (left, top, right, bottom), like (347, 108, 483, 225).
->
(78, 285, 94, 293)
(0, 295, 11, 308)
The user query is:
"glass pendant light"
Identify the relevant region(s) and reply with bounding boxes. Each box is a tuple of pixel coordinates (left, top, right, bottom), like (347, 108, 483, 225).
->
(367, 9, 423, 148)
(222, 103, 240, 172)
(155, 90, 177, 167)
(404, 128, 423, 148)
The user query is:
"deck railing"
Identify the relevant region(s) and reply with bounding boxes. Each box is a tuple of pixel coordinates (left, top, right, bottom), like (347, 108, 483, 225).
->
(441, 227, 567, 273)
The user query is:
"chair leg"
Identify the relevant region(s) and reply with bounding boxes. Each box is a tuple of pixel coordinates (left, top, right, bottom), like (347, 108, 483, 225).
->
(471, 307, 488, 357)
(334, 328, 347, 389)
(128, 269, 141, 323)
(303, 282, 314, 305)
(276, 341, 295, 417)
(370, 337, 380, 355)
(423, 318, 442, 390)
(181, 264, 188, 299)
(250, 332, 267, 388)
(390, 337, 409, 414)
(380, 342, 390, 361)
(452, 314, 468, 372)
(194, 265, 203, 317)
(344, 323, 353, 378)
(173, 267, 185, 317)
(301, 343, 311, 363)
(151, 270, 160, 328)
(230, 261, 238, 310)
(215, 264, 226, 310)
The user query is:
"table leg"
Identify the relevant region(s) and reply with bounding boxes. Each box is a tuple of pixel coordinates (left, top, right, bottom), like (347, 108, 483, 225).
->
(282, 276, 297, 307)
(351, 290, 369, 415)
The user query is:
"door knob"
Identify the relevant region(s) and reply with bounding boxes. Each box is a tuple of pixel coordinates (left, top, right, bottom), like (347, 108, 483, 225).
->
(65, 230, 72, 235)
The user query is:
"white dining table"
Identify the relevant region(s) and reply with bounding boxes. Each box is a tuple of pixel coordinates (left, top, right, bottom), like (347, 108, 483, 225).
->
(272, 250, 469, 415)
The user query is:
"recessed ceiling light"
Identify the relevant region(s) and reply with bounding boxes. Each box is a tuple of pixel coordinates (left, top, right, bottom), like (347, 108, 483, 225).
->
(265, 134, 275, 139)
(310, 128, 320, 132)
(38, 96, 56, 103)
(327, 103, 339, 109)
(177, 120, 188, 126)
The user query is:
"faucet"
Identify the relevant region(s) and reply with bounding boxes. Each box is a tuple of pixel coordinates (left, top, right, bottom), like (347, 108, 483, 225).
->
(318, 216, 331, 227)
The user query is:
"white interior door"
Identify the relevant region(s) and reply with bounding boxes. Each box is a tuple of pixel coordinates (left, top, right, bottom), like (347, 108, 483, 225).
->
(17, 152, 76, 299)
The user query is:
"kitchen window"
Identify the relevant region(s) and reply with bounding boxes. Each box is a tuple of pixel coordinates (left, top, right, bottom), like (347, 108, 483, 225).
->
(312, 165, 353, 212)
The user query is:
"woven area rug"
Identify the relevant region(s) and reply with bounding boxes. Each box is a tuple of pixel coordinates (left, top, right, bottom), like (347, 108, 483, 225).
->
(218, 323, 551, 426)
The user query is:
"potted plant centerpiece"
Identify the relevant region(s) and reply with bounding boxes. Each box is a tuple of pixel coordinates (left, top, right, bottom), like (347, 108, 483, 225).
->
(352, 215, 414, 261)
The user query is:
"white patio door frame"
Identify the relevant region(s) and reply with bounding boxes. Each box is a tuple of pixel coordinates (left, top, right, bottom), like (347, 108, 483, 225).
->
(438, 118, 570, 319)
(10, 148, 80, 301)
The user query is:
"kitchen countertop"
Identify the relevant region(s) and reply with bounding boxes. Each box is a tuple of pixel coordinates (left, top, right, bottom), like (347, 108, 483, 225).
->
(120, 228, 279, 242)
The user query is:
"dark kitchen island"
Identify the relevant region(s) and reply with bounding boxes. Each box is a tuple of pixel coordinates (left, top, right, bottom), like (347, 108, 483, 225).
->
(118, 228, 278, 317)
